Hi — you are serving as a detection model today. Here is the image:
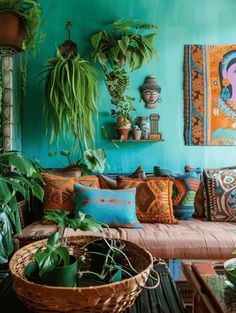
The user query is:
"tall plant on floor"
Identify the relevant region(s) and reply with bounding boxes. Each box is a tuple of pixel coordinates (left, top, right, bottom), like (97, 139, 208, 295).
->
(0, 151, 44, 264)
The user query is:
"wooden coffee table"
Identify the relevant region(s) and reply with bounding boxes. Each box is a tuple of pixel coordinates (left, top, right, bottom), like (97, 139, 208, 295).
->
(182, 259, 236, 313)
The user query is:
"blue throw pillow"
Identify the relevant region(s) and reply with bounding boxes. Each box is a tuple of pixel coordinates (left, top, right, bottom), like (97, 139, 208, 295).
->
(154, 167, 200, 220)
(74, 184, 142, 228)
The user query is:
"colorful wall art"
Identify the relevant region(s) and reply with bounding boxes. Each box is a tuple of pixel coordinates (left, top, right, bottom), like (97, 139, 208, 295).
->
(184, 44, 236, 145)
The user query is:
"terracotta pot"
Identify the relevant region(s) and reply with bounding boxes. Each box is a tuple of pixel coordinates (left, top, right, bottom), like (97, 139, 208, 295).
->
(0, 12, 24, 51)
(116, 116, 131, 129)
(116, 128, 130, 140)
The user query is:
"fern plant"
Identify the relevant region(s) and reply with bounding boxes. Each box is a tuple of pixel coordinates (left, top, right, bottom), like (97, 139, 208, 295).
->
(43, 49, 98, 150)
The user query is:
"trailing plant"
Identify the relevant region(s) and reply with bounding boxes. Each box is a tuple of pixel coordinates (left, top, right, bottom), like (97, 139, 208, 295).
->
(48, 147, 107, 174)
(0, 0, 43, 51)
(34, 210, 106, 277)
(43, 49, 98, 150)
(0, 150, 44, 264)
(91, 17, 159, 73)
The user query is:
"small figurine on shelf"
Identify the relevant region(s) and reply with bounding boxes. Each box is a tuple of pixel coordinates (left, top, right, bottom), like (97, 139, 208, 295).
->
(138, 116, 151, 139)
(149, 113, 162, 140)
(140, 76, 161, 109)
(133, 125, 142, 140)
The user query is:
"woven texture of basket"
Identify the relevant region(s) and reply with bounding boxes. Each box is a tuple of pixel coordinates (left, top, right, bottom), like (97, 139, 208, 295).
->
(9, 235, 153, 313)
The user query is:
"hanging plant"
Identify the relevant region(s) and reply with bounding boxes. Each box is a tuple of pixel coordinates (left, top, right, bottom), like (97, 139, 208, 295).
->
(43, 48, 98, 149)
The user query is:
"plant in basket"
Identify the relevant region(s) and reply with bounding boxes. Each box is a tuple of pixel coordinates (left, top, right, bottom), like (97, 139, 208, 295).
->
(24, 209, 106, 287)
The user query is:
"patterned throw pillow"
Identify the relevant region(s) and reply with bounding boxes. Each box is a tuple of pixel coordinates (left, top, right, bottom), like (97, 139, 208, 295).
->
(42, 172, 100, 214)
(185, 165, 206, 218)
(203, 167, 236, 222)
(98, 166, 146, 189)
(154, 167, 200, 220)
(74, 184, 142, 228)
(116, 177, 177, 224)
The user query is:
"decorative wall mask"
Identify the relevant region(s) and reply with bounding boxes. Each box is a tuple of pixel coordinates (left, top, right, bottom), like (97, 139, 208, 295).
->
(140, 75, 161, 109)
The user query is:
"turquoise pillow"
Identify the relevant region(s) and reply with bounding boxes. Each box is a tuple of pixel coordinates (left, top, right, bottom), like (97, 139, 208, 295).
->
(74, 184, 142, 229)
(154, 167, 200, 220)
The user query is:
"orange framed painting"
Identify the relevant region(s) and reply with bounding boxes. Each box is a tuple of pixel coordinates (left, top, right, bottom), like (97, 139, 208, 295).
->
(184, 44, 236, 145)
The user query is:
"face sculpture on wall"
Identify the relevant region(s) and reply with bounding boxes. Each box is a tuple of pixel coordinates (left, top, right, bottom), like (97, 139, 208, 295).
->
(140, 76, 161, 109)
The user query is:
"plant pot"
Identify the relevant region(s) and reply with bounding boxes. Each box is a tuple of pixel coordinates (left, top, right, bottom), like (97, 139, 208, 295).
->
(133, 129, 142, 140)
(25, 256, 78, 287)
(116, 116, 131, 140)
(0, 12, 24, 51)
(116, 128, 131, 140)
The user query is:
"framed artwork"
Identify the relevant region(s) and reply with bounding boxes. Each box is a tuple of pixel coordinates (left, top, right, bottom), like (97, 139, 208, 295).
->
(184, 44, 236, 145)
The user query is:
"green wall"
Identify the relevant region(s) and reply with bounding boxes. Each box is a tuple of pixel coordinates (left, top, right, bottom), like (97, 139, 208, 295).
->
(23, 0, 236, 173)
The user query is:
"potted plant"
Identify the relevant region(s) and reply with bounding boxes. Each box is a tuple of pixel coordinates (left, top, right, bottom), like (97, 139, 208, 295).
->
(91, 17, 159, 73)
(48, 147, 107, 176)
(0, 150, 44, 265)
(0, 0, 42, 51)
(24, 209, 106, 287)
(43, 48, 98, 150)
(111, 102, 136, 140)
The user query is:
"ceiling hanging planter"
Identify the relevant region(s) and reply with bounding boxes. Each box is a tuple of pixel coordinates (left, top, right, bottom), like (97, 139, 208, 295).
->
(0, 12, 24, 51)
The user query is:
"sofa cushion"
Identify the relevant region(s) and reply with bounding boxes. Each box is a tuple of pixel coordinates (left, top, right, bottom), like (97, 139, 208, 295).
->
(203, 167, 236, 222)
(41, 172, 100, 215)
(154, 167, 200, 220)
(13, 219, 236, 260)
(117, 177, 177, 224)
(74, 184, 142, 228)
(98, 166, 146, 189)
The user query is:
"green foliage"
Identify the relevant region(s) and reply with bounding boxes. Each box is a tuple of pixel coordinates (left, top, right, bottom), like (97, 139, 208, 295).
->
(35, 210, 106, 277)
(91, 17, 159, 72)
(0, 150, 44, 264)
(0, 210, 13, 264)
(48, 148, 107, 174)
(0, 0, 43, 51)
(43, 49, 98, 149)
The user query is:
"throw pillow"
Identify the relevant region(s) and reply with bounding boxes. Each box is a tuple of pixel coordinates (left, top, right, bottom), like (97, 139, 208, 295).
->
(203, 167, 236, 222)
(74, 184, 142, 228)
(154, 167, 200, 220)
(116, 177, 177, 224)
(98, 165, 146, 189)
(185, 165, 205, 218)
(41, 172, 100, 214)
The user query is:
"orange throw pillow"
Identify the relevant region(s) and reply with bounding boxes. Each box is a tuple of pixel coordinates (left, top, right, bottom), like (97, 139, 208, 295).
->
(117, 177, 177, 224)
(42, 172, 100, 214)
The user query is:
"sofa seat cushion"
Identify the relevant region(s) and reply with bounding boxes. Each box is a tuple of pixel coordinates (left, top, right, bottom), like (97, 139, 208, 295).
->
(13, 219, 236, 260)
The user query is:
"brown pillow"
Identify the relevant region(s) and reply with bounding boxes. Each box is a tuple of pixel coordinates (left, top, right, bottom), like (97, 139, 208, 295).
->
(99, 166, 146, 189)
(42, 172, 100, 214)
(117, 177, 177, 224)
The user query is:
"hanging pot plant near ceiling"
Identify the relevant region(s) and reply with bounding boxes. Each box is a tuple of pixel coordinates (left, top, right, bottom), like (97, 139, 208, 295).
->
(43, 23, 98, 150)
(0, 0, 42, 51)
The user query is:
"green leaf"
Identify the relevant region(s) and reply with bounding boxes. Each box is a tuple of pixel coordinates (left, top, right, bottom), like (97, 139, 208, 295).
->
(91, 32, 103, 49)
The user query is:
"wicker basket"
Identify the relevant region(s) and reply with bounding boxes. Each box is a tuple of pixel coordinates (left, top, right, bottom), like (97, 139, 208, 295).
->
(9, 235, 154, 313)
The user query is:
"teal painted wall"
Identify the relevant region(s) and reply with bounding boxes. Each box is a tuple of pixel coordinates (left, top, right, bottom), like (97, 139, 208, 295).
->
(23, 0, 236, 173)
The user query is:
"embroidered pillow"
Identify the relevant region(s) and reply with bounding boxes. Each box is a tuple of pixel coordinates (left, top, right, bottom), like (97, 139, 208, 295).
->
(98, 166, 146, 189)
(185, 165, 206, 218)
(154, 167, 200, 220)
(74, 184, 142, 228)
(203, 167, 236, 222)
(42, 172, 100, 214)
(116, 177, 177, 224)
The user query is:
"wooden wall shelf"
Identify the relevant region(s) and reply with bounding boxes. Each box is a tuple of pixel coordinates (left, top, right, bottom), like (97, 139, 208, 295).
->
(112, 139, 165, 142)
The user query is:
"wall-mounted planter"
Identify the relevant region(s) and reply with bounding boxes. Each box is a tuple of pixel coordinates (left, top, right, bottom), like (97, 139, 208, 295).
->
(0, 12, 24, 51)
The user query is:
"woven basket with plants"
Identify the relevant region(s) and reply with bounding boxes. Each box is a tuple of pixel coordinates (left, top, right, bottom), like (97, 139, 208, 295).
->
(9, 210, 157, 312)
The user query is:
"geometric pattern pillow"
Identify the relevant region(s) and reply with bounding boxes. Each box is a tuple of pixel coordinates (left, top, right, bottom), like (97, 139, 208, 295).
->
(74, 184, 142, 228)
(203, 168, 236, 221)
(41, 172, 100, 214)
(154, 167, 200, 220)
(116, 177, 177, 224)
